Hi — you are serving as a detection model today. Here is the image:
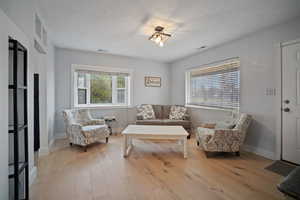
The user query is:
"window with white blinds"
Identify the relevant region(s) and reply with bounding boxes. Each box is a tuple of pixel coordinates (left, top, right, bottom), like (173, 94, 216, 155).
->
(186, 59, 240, 110)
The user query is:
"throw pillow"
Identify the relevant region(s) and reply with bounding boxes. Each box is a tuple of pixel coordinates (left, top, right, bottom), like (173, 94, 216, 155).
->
(169, 106, 187, 120)
(137, 104, 155, 120)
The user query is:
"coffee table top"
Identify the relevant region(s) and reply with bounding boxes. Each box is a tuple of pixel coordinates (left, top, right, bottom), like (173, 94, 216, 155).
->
(122, 125, 188, 136)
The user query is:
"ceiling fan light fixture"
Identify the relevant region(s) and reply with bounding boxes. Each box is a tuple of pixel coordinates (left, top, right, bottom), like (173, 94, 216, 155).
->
(149, 26, 171, 47)
(159, 41, 164, 47)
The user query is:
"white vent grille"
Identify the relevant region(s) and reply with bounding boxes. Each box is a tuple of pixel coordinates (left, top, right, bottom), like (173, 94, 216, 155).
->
(35, 14, 42, 39)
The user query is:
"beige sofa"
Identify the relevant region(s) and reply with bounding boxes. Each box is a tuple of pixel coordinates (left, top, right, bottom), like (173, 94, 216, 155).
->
(135, 105, 191, 138)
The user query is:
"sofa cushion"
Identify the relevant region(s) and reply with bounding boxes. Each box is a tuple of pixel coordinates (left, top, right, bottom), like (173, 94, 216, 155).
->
(169, 105, 187, 120)
(162, 105, 171, 119)
(152, 105, 163, 119)
(137, 104, 156, 120)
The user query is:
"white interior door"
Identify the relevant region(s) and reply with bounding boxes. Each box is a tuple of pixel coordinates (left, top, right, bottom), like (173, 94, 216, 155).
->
(282, 41, 300, 165)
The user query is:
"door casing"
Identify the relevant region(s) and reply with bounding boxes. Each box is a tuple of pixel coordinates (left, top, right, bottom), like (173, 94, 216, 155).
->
(277, 38, 300, 162)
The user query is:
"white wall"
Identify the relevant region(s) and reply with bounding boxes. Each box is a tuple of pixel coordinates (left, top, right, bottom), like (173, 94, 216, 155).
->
(54, 48, 171, 136)
(170, 17, 300, 159)
(47, 44, 55, 145)
(0, 8, 33, 199)
(0, 0, 56, 155)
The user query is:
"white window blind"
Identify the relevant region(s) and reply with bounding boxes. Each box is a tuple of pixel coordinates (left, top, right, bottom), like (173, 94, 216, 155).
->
(186, 59, 240, 109)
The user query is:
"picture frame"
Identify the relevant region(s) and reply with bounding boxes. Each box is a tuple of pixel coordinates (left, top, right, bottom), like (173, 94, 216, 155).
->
(144, 76, 161, 87)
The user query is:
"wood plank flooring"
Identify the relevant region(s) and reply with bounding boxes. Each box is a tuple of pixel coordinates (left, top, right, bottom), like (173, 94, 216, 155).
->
(30, 135, 284, 200)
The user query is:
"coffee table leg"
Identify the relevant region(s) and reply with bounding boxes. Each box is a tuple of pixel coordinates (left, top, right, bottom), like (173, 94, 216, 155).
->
(183, 137, 187, 158)
(123, 135, 128, 157)
(129, 136, 133, 146)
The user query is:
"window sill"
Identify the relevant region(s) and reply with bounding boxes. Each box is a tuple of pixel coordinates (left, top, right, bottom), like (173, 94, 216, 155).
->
(185, 104, 234, 112)
(74, 104, 133, 109)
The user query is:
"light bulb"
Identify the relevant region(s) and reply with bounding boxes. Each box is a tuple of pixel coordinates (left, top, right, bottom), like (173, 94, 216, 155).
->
(159, 41, 164, 47)
(155, 36, 162, 43)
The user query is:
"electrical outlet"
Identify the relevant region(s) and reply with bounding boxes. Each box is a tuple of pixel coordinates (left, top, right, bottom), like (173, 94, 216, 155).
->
(266, 88, 276, 96)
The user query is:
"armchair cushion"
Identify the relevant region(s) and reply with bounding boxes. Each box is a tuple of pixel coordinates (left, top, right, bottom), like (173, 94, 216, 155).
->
(197, 127, 215, 143)
(81, 125, 109, 138)
(169, 105, 187, 120)
(82, 119, 105, 126)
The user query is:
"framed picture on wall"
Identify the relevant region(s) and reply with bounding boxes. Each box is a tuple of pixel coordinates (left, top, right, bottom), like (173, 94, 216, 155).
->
(145, 76, 161, 87)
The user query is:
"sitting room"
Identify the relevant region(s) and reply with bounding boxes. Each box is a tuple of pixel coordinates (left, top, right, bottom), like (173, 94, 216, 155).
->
(1, 0, 300, 200)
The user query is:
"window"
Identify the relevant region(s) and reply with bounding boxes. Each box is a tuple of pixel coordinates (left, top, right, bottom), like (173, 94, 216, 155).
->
(186, 59, 240, 110)
(72, 65, 131, 107)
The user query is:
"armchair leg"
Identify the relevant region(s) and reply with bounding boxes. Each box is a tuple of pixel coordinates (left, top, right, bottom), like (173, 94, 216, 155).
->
(197, 141, 200, 146)
(204, 151, 213, 158)
(69, 142, 73, 146)
(83, 146, 87, 152)
(235, 151, 240, 156)
(106, 137, 109, 143)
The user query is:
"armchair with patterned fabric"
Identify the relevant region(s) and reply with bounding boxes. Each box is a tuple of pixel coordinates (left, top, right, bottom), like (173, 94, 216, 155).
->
(196, 113, 252, 157)
(62, 109, 110, 152)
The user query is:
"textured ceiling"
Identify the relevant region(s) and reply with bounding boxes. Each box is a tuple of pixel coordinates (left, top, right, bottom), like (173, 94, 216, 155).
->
(38, 0, 300, 62)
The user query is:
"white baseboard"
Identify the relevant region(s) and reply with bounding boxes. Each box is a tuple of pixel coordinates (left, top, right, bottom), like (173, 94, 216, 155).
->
(49, 138, 55, 150)
(54, 132, 67, 139)
(29, 166, 37, 186)
(242, 144, 275, 160)
(39, 147, 49, 156)
(39, 139, 56, 156)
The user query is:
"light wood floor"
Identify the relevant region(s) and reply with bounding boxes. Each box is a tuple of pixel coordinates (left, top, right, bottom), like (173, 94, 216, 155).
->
(30, 135, 284, 200)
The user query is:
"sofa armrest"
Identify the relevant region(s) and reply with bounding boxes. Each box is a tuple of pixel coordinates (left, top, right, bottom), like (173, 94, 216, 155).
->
(183, 114, 191, 121)
(136, 115, 143, 120)
(70, 123, 83, 135)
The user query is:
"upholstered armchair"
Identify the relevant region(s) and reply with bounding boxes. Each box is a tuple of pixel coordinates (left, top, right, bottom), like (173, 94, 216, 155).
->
(196, 114, 252, 157)
(62, 109, 110, 151)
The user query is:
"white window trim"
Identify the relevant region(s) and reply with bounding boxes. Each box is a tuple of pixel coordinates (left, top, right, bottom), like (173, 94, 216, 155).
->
(185, 58, 240, 110)
(71, 64, 134, 108)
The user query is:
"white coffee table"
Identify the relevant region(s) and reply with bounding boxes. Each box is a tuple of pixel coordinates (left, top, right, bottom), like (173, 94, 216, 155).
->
(122, 125, 189, 158)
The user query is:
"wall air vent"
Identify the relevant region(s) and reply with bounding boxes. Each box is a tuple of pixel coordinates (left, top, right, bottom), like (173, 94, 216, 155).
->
(34, 39, 46, 54)
(97, 49, 108, 53)
(197, 46, 207, 50)
(35, 14, 42, 39)
(34, 13, 48, 53)
(42, 27, 47, 47)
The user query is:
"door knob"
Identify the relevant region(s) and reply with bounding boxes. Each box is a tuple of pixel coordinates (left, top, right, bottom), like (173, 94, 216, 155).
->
(283, 108, 290, 112)
(284, 100, 290, 104)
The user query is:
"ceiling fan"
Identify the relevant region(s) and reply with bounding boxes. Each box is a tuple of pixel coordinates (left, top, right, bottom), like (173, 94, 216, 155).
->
(148, 26, 171, 47)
